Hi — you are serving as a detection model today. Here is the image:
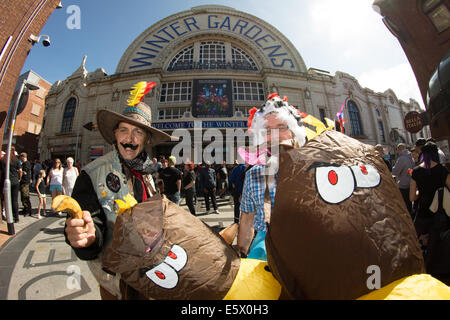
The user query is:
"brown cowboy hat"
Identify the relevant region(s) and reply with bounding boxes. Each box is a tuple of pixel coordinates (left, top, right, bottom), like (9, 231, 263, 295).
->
(97, 101, 172, 147)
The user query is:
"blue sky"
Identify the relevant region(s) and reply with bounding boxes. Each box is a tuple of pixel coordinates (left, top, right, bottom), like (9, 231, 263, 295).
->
(22, 0, 424, 108)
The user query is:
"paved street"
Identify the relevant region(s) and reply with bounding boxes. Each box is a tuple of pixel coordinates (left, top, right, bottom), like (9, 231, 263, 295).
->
(0, 191, 236, 300)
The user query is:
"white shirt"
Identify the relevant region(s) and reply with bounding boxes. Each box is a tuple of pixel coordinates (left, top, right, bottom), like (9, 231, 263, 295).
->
(49, 168, 64, 185)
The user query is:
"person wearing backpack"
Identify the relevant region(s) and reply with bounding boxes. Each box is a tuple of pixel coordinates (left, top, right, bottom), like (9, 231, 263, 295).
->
(410, 141, 450, 284)
(229, 163, 248, 223)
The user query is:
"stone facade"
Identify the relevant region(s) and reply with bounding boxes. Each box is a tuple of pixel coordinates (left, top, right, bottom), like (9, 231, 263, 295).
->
(40, 5, 430, 165)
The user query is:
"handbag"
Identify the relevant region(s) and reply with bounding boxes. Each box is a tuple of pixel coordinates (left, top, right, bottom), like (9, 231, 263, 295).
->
(426, 185, 450, 275)
(429, 186, 449, 218)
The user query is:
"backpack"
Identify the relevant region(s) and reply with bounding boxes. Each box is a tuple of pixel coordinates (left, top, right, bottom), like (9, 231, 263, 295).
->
(429, 186, 450, 218)
(426, 185, 450, 276)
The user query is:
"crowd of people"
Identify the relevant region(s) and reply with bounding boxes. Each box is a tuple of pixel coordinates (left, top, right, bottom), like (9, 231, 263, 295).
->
(0, 144, 248, 224)
(152, 156, 249, 221)
(0, 151, 79, 222)
(1, 81, 448, 298)
(381, 138, 448, 221)
(379, 137, 450, 282)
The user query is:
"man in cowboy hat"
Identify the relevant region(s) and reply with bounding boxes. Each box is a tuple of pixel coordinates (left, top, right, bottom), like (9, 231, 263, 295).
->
(64, 81, 172, 299)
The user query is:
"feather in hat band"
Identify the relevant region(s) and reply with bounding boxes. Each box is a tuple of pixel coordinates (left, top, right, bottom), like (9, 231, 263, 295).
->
(127, 81, 157, 106)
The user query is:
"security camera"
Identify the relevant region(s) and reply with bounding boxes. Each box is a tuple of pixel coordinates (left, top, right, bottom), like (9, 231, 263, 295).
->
(42, 36, 50, 47)
(29, 34, 51, 47)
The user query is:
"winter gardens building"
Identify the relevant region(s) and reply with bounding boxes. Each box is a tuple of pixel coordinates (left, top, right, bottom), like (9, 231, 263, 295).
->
(40, 5, 429, 164)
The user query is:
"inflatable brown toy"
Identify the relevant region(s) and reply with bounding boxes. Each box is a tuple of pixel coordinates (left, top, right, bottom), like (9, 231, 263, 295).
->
(266, 130, 426, 299)
(100, 194, 281, 300)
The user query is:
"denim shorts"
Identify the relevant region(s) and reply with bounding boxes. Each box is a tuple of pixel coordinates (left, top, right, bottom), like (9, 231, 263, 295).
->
(49, 184, 63, 192)
(166, 192, 180, 205)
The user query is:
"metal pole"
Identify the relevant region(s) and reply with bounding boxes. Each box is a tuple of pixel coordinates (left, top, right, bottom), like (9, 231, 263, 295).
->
(3, 81, 25, 235)
(74, 110, 81, 163)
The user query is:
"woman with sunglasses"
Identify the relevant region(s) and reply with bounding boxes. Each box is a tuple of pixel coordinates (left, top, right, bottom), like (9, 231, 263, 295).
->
(47, 158, 64, 216)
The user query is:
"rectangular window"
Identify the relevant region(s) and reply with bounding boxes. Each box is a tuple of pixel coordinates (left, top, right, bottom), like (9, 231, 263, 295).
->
(160, 82, 192, 103)
(31, 103, 41, 116)
(27, 122, 35, 133)
(158, 107, 189, 120)
(233, 81, 264, 101)
(235, 107, 252, 117)
(60, 118, 73, 133)
(199, 41, 226, 65)
(378, 121, 386, 143)
(319, 108, 326, 125)
(428, 4, 450, 32)
(35, 88, 46, 99)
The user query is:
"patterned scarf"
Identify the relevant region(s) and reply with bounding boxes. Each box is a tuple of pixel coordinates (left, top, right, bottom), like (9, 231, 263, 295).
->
(115, 144, 154, 174)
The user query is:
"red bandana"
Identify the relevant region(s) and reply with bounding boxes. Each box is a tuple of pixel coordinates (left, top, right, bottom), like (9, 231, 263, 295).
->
(130, 169, 148, 202)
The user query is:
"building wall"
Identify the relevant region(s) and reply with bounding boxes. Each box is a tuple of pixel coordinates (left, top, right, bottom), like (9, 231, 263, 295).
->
(13, 71, 51, 136)
(5, 71, 51, 160)
(0, 0, 61, 146)
(40, 5, 429, 164)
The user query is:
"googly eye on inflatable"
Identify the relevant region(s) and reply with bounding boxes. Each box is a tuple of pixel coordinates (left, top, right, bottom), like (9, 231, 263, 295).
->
(311, 163, 355, 204)
(311, 163, 382, 204)
(146, 259, 180, 289)
(350, 164, 381, 189)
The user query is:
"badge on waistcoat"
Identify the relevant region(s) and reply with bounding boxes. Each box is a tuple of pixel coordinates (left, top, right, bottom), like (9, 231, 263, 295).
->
(106, 173, 121, 193)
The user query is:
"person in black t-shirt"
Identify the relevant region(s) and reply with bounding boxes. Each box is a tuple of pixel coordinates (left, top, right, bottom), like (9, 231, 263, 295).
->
(200, 161, 219, 214)
(19, 152, 32, 216)
(4, 147, 22, 222)
(410, 142, 449, 232)
(183, 162, 196, 215)
(410, 142, 450, 282)
(159, 156, 182, 205)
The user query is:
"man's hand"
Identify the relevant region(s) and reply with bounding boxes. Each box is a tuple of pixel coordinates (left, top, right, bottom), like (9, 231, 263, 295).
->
(65, 211, 96, 248)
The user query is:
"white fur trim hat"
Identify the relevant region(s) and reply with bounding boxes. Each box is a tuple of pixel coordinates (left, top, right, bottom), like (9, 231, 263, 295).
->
(248, 93, 306, 147)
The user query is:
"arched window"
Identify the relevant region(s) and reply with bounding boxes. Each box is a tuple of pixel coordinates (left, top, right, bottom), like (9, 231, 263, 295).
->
(167, 45, 194, 71)
(166, 41, 259, 71)
(61, 97, 77, 133)
(347, 100, 363, 136)
(231, 46, 258, 71)
(378, 121, 386, 143)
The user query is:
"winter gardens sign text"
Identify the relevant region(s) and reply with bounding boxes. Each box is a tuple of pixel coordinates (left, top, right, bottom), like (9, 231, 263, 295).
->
(128, 13, 296, 71)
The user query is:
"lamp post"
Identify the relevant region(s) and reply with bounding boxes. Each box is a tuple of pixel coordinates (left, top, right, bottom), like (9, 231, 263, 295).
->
(3, 80, 40, 235)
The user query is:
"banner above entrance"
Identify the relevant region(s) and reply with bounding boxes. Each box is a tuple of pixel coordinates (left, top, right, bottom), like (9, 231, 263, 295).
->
(152, 120, 247, 130)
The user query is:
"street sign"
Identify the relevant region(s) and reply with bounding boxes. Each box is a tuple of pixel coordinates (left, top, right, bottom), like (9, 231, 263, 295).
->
(83, 122, 97, 131)
(404, 111, 423, 133)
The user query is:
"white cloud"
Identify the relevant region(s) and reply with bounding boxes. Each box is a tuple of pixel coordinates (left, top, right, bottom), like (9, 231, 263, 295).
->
(358, 63, 425, 109)
(309, 0, 379, 44)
